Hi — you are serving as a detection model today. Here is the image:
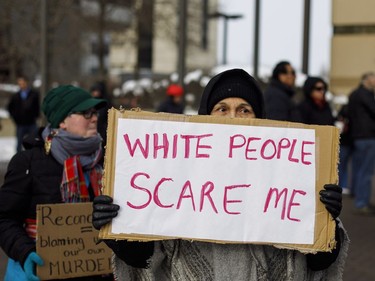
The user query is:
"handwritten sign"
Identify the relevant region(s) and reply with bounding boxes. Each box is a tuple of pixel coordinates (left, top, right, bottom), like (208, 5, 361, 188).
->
(100, 109, 339, 253)
(111, 117, 316, 244)
(36, 203, 112, 280)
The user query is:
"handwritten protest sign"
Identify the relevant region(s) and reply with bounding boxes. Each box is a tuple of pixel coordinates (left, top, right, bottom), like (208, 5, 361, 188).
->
(100, 109, 339, 253)
(36, 203, 112, 280)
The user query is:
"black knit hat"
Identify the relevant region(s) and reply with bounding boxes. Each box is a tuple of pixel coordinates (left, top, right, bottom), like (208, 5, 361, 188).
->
(205, 69, 263, 117)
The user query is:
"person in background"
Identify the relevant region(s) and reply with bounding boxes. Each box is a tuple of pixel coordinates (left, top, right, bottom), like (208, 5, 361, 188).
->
(348, 72, 375, 215)
(264, 61, 301, 122)
(156, 84, 185, 114)
(90, 82, 112, 165)
(92, 69, 348, 280)
(298, 77, 351, 196)
(297, 77, 335, 126)
(7, 76, 40, 152)
(336, 104, 353, 196)
(0, 85, 112, 280)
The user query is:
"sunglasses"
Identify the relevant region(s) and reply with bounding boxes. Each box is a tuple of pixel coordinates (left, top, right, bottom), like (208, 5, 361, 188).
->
(281, 70, 296, 76)
(313, 86, 326, 92)
(70, 108, 98, 119)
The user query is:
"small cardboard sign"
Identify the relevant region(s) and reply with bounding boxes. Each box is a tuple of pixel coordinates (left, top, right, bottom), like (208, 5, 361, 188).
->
(100, 109, 339, 253)
(36, 203, 112, 280)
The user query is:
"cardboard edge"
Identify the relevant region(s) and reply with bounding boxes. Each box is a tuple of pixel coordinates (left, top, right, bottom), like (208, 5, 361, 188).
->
(99, 108, 118, 239)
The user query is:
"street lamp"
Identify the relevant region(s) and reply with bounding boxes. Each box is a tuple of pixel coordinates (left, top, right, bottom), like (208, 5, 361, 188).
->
(209, 12, 243, 65)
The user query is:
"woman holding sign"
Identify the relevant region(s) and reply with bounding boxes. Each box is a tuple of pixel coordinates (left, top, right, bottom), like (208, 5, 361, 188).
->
(93, 69, 348, 280)
(0, 85, 113, 280)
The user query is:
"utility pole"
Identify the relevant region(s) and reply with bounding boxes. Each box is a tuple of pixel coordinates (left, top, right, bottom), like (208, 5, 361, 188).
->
(40, 0, 48, 103)
(177, 0, 187, 88)
(209, 12, 243, 65)
(201, 0, 208, 49)
(253, 0, 261, 79)
(302, 0, 311, 75)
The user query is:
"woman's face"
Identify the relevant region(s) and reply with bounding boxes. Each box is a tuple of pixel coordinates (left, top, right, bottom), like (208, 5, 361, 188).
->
(311, 82, 326, 101)
(210, 97, 256, 118)
(59, 108, 98, 138)
(279, 64, 296, 88)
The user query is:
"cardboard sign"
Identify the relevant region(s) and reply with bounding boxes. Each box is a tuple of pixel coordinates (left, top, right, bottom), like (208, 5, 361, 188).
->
(36, 203, 112, 280)
(100, 109, 339, 253)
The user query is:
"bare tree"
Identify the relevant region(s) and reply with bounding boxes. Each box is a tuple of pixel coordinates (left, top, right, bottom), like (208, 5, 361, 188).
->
(0, 0, 217, 85)
(0, 0, 42, 82)
(80, 0, 134, 79)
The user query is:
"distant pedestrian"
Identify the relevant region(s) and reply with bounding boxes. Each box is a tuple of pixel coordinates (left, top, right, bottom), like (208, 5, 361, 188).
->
(156, 84, 185, 114)
(7, 76, 40, 152)
(298, 76, 335, 125)
(336, 104, 353, 195)
(348, 72, 375, 215)
(90, 81, 112, 164)
(264, 61, 301, 122)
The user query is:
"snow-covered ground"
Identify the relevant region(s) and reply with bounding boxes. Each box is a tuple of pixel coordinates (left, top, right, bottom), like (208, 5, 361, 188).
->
(0, 137, 16, 162)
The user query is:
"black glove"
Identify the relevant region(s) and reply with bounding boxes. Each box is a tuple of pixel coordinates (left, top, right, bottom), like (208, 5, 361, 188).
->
(92, 195, 120, 230)
(319, 184, 342, 219)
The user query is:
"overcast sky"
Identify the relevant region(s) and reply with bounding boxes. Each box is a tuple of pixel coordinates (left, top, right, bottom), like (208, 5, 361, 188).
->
(216, 0, 332, 76)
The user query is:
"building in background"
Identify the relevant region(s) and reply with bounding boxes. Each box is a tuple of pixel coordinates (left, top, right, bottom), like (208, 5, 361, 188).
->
(330, 0, 375, 96)
(109, 0, 218, 80)
(0, 0, 218, 89)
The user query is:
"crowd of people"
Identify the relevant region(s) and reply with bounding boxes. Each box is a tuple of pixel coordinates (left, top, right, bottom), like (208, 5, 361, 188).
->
(3, 59, 375, 279)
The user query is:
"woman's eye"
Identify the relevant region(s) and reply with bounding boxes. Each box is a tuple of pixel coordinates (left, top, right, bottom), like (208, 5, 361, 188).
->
(239, 107, 250, 113)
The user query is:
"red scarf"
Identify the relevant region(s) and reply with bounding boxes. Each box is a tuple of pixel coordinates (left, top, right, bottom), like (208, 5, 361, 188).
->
(312, 97, 326, 109)
(60, 156, 102, 202)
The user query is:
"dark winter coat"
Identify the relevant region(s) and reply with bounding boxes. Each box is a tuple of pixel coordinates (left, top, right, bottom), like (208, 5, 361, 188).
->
(7, 88, 40, 125)
(97, 103, 111, 166)
(157, 97, 184, 114)
(348, 85, 375, 139)
(337, 105, 352, 146)
(298, 100, 334, 125)
(264, 79, 301, 122)
(0, 132, 63, 266)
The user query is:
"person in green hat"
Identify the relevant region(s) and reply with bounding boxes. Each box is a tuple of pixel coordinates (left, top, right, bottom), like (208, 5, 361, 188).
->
(0, 85, 113, 281)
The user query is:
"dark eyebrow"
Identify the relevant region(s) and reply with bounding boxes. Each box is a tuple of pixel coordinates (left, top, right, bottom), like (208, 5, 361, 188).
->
(215, 102, 227, 106)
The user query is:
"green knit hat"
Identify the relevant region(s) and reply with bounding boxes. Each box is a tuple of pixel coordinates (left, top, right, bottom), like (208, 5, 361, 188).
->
(42, 85, 107, 128)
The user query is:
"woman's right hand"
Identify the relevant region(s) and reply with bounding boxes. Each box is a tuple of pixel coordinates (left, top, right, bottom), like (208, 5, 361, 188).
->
(92, 195, 120, 230)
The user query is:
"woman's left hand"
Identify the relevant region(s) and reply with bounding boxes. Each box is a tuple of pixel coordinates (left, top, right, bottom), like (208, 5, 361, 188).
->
(319, 184, 342, 219)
